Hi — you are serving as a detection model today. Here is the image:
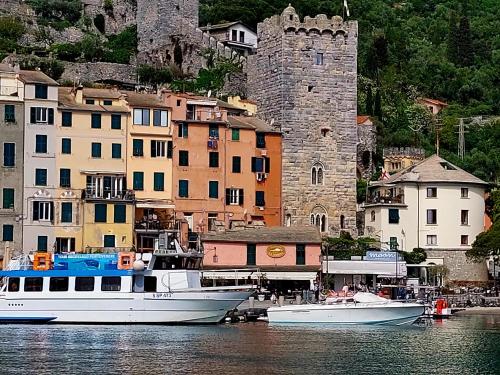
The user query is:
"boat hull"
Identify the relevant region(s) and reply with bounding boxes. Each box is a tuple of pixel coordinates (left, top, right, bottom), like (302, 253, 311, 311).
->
(267, 303, 425, 325)
(0, 290, 252, 324)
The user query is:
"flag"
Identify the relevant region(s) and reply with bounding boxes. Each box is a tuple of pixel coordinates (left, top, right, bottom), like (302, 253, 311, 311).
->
(343, 0, 350, 17)
(379, 167, 389, 180)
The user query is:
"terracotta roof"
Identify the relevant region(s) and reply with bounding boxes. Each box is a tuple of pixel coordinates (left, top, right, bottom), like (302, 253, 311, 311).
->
(418, 98, 448, 107)
(17, 70, 58, 86)
(0, 64, 15, 73)
(240, 98, 257, 105)
(227, 115, 280, 133)
(371, 154, 488, 186)
(357, 115, 371, 125)
(58, 87, 129, 113)
(200, 21, 255, 32)
(216, 99, 246, 112)
(201, 226, 322, 244)
(123, 91, 170, 109)
(83, 88, 122, 99)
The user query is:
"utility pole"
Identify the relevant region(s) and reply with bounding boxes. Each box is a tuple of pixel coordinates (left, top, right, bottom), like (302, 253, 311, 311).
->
(456, 116, 497, 160)
(435, 117, 442, 156)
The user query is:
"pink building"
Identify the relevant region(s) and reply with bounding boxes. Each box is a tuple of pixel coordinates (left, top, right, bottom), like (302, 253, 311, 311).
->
(201, 226, 322, 293)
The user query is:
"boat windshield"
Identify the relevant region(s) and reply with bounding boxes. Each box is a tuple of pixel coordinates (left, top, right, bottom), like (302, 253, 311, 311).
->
(152, 256, 201, 270)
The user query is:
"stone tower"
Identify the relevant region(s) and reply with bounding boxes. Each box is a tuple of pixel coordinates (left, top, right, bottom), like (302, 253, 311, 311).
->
(249, 5, 358, 236)
(136, 0, 200, 63)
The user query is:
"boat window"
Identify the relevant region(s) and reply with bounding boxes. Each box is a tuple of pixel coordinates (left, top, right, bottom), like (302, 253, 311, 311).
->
(49, 277, 69, 292)
(101, 276, 121, 291)
(75, 277, 95, 291)
(144, 276, 157, 292)
(8, 277, 20, 292)
(24, 277, 43, 292)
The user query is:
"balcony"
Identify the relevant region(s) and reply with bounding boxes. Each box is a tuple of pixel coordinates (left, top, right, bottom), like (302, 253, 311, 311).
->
(82, 188, 135, 202)
(365, 194, 405, 205)
(186, 109, 225, 122)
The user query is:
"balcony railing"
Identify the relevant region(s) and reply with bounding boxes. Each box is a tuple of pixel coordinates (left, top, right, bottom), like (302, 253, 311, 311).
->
(82, 188, 135, 202)
(186, 109, 225, 122)
(135, 218, 176, 231)
(366, 194, 405, 205)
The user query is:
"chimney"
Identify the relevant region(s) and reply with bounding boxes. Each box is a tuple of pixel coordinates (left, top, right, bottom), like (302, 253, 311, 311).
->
(75, 84, 84, 104)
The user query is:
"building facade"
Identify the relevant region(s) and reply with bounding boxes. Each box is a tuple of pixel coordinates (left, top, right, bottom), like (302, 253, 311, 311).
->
(249, 6, 358, 236)
(364, 155, 488, 284)
(0, 65, 25, 258)
(383, 147, 425, 174)
(200, 21, 257, 55)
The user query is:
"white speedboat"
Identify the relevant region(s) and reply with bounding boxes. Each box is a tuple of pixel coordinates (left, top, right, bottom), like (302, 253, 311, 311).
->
(0, 231, 253, 324)
(267, 292, 424, 325)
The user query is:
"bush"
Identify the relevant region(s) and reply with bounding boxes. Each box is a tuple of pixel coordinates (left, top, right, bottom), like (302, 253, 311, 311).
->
(27, 0, 82, 23)
(51, 43, 81, 62)
(402, 248, 427, 264)
(103, 25, 137, 64)
(0, 16, 25, 41)
(137, 65, 173, 86)
(20, 57, 65, 80)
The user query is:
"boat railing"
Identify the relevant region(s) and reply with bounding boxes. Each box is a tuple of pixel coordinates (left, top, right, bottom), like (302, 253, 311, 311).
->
(82, 246, 135, 254)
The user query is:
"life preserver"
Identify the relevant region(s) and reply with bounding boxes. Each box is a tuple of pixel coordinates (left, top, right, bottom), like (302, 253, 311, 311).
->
(33, 252, 51, 271)
(117, 252, 135, 270)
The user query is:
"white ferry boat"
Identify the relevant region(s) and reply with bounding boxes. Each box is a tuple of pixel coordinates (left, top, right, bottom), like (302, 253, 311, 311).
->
(0, 232, 253, 324)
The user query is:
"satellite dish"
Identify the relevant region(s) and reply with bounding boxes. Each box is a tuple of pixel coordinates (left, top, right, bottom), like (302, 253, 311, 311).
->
(207, 90, 212, 98)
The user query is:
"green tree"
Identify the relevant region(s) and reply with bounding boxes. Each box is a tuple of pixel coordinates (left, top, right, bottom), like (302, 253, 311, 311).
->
(457, 16, 473, 67)
(365, 85, 373, 115)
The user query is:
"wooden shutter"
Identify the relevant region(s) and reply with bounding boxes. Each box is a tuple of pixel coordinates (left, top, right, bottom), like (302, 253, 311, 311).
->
(48, 108, 54, 124)
(251, 157, 257, 172)
(30, 107, 36, 123)
(151, 140, 156, 157)
(265, 157, 270, 173)
(239, 189, 244, 205)
(33, 202, 39, 221)
(167, 141, 173, 158)
(225, 189, 230, 205)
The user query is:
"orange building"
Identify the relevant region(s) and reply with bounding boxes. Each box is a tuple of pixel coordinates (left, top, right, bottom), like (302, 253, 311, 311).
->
(163, 92, 282, 233)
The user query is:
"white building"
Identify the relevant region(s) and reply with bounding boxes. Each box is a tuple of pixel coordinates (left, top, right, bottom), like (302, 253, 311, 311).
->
(200, 21, 257, 55)
(21, 71, 59, 253)
(364, 155, 488, 284)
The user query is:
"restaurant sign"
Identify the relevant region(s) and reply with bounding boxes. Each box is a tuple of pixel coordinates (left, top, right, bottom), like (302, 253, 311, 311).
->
(267, 245, 286, 258)
(365, 251, 403, 262)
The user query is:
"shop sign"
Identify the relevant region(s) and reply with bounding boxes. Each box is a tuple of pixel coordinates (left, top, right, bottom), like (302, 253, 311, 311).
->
(267, 245, 286, 258)
(365, 251, 403, 262)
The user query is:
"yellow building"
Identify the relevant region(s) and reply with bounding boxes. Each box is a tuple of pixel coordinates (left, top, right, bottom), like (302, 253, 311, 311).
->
(57, 87, 134, 251)
(227, 96, 257, 115)
(124, 91, 174, 252)
(383, 147, 426, 174)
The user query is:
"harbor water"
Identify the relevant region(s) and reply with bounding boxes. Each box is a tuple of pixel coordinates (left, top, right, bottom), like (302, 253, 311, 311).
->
(0, 315, 499, 374)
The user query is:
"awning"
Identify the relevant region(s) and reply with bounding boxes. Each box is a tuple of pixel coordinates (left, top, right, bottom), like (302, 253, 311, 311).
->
(136, 202, 175, 209)
(80, 170, 125, 175)
(322, 260, 407, 277)
(201, 270, 317, 281)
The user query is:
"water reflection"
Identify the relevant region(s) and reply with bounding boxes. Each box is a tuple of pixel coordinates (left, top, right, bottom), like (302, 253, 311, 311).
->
(0, 316, 498, 374)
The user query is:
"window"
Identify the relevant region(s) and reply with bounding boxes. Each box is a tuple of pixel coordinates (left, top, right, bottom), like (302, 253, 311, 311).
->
(35, 168, 47, 186)
(461, 188, 469, 198)
(91, 142, 101, 158)
(61, 138, 71, 154)
(310, 213, 327, 233)
(427, 187, 437, 198)
(370, 210, 375, 222)
(95, 203, 107, 223)
(311, 164, 324, 185)
(427, 209, 437, 225)
(112, 143, 122, 159)
(59, 168, 71, 188)
(167, 141, 173, 158)
(134, 108, 150, 125)
(255, 191, 265, 207)
(209, 123, 219, 139)
(24, 277, 43, 292)
(50, 277, 69, 292)
(103, 234, 115, 248)
(2, 188, 14, 209)
(153, 110, 168, 126)
(75, 277, 95, 291)
(231, 29, 237, 41)
(101, 276, 121, 291)
(111, 114, 121, 129)
(37, 235, 48, 251)
(315, 52, 323, 65)
(85, 99, 95, 104)
(114, 204, 126, 223)
(35, 135, 47, 153)
(61, 202, 72, 223)
(426, 235, 437, 246)
(388, 208, 399, 224)
(91, 113, 101, 129)
(179, 150, 189, 166)
(232, 128, 240, 141)
(133, 172, 144, 191)
(389, 237, 398, 250)
(151, 140, 166, 157)
(246, 244, 256, 265)
(55, 237, 75, 253)
(251, 157, 270, 173)
(461, 235, 469, 245)
(4, 104, 15, 122)
(35, 84, 48, 99)
(232, 156, 241, 173)
(209, 181, 219, 199)
(30, 107, 54, 124)
(296, 244, 305, 265)
(226, 188, 243, 206)
(176, 100, 181, 107)
(103, 100, 112, 106)
(239, 30, 245, 43)
(209, 152, 219, 167)
(340, 215, 346, 229)
(154, 172, 164, 191)
(2, 224, 13, 241)
(62, 111, 72, 127)
(461, 210, 469, 225)
(179, 180, 189, 198)
(178, 122, 188, 138)
(132, 139, 143, 156)
(3, 143, 15, 166)
(8, 277, 20, 292)
(33, 201, 53, 221)
(256, 132, 266, 148)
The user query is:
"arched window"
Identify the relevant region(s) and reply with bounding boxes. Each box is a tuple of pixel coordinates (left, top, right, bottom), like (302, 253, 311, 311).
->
(340, 215, 345, 229)
(311, 167, 317, 185)
(285, 214, 292, 227)
(320, 215, 327, 233)
(310, 214, 315, 225)
(317, 168, 323, 184)
(310, 206, 328, 233)
(315, 215, 320, 227)
(311, 163, 324, 185)
(370, 210, 375, 222)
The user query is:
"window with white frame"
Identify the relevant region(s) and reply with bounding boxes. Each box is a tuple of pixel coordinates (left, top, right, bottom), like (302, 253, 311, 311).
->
(461, 188, 469, 198)
(35, 107, 48, 122)
(34, 201, 52, 221)
(310, 210, 328, 233)
(133, 108, 150, 125)
(229, 188, 240, 205)
(426, 235, 437, 246)
(151, 140, 166, 157)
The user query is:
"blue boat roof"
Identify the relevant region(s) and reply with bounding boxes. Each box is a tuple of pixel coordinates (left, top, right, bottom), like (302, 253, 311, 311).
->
(0, 269, 133, 278)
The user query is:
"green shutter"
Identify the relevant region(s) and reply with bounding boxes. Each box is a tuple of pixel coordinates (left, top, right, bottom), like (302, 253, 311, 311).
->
(48, 108, 54, 124)
(179, 180, 188, 197)
(61, 202, 72, 223)
(111, 114, 121, 129)
(209, 152, 219, 167)
(91, 113, 101, 128)
(4, 105, 15, 122)
(2, 224, 13, 241)
(112, 143, 121, 159)
(62, 111, 72, 127)
(209, 181, 218, 198)
(167, 141, 173, 158)
(296, 244, 306, 265)
(37, 236, 48, 252)
(91, 143, 101, 158)
(59, 169, 71, 187)
(61, 138, 71, 154)
(133, 139, 143, 156)
(133, 172, 144, 190)
(232, 128, 240, 141)
(2, 188, 14, 209)
(95, 204, 107, 223)
(246, 244, 256, 265)
(114, 204, 126, 223)
(154, 172, 164, 191)
(256, 191, 265, 207)
(232, 156, 241, 173)
(103, 235, 115, 247)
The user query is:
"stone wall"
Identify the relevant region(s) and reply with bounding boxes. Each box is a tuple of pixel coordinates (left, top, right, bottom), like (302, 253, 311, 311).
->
(82, 0, 137, 35)
(357, 121, 376, 180)
(426, 249, 489, 286)
(61, 62, 137, 84)
(248, 6, 358, 236)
